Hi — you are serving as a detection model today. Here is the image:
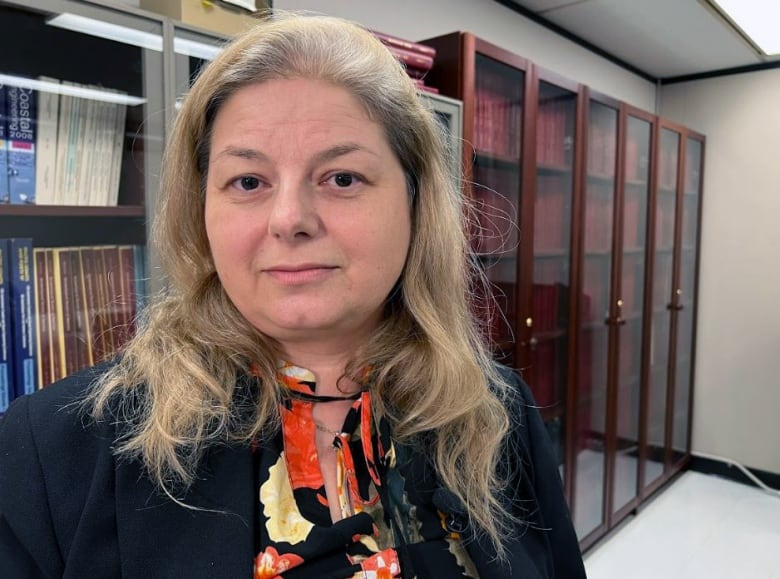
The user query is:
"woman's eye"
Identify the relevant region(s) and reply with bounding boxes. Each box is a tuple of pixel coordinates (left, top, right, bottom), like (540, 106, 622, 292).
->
(233, 176, 260, 191)
(330, 173, 358, 188)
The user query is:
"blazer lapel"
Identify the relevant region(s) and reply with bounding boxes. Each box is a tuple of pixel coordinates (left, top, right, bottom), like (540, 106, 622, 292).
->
(115, 443, 256, 578)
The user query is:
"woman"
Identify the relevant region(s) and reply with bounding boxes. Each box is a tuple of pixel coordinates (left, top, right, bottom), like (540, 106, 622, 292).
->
(0, 13, 586, 579)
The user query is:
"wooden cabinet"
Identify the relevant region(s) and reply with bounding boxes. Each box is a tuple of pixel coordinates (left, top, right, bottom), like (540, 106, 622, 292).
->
(422, 32, 705, 551)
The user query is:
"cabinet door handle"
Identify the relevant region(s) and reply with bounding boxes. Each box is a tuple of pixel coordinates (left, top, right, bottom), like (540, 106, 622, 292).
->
(522, 336, 539, 351)
(616, 317, 627, 326)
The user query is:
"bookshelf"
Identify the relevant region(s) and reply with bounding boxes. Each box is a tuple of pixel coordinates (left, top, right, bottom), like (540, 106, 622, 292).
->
(421, 32, 706, 551)
(0, 0, 166, 400)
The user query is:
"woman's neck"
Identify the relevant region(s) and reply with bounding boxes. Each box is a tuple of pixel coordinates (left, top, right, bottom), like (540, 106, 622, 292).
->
(280, 347, 363, 397)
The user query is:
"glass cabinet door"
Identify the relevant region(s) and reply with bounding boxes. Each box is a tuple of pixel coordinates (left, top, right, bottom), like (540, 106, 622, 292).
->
(574, 97, 617, 539)
(0, 0, 164, 217)
(527, 78, 577, 468)
(611, 111, 652, 517)
(643, 126, 680, 489)
(470, 53, 524, 366)
(171, 26, 225, 118)
(671, 136, 703, 465)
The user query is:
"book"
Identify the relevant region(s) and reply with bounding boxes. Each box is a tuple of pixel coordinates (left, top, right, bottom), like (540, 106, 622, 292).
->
(53, 87, 73, 205)
(52, 248, 78, 377)
(133, 245, 146, 314)
(369, 29, 437, 58)
(33, 248, 52, 388)
(0, 84, 8, 203)
(7, 238, 37, 397)
(69, 249, 90, 370)
(34, 77, 60, 206)
(0, 240, 13, 411)
(385, 44, 434, 74)
(6, 85, 36, 204)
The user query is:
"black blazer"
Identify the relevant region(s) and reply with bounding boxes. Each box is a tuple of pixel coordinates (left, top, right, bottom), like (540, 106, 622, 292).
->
(0, 364, 586, 578)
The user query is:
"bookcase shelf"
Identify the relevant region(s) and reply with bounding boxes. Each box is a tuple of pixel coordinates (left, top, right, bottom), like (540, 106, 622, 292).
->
(587, 172, 616, 184)
(538, 162, 573, 174)
(0, 204, 146, 217)
(474, 150, 521, 170)
(535, 328, 567, 342)
(534, 248, 570, 258)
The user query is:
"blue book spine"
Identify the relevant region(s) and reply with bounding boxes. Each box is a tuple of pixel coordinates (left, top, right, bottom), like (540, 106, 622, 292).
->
(0, 239, 13, 411)
(0, 86, 9, 203)
(6, 85, 36, 205)
(9, 238, 37, 397)
(133, 245, 147, 314)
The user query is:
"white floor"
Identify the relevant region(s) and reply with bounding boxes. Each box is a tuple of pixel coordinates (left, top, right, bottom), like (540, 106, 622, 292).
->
(584, 470, 780, 579)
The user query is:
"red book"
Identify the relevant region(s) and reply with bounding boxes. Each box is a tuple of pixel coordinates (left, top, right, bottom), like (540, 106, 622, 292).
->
(69, 249, 90, 372)
(385, 45, 434, 73)
(80, 248, 104, 364)
(117, 245, 137, 349)
(54, 248, 78, 378)
(369, 29, 436, 57)
(44, 249, 62, 382)
(33, 249, 52, 389)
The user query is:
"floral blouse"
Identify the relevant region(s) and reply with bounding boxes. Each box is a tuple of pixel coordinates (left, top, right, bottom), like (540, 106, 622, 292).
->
(252, 363, 479, 579)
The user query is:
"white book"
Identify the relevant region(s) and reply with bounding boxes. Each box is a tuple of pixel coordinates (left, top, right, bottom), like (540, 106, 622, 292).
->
(76, 84, 97, 206)
(59, 81, 83, 206)
(53, 88, 73, 205)
(34, 76, 60, 206)
(69, 86, 89, 206)
(94, 94, 115, 206)
(107, 97, 126, 207)
(87, 96, 108, 206)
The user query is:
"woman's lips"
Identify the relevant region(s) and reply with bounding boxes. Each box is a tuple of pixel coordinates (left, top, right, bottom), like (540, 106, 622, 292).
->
(263, 265, 338, 285)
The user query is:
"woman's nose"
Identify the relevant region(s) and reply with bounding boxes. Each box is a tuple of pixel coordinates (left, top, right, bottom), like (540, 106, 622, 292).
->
(267, 180, 322, 241)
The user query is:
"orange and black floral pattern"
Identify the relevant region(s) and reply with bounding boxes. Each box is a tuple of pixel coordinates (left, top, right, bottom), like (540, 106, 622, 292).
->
(252, 363, 479, 579)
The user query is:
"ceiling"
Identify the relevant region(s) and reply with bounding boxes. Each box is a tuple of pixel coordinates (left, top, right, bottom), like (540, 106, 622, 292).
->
(499, 0, 780, 82)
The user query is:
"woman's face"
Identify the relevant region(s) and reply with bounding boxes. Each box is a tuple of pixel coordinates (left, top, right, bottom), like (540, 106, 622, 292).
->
(204, 78, 411, 356)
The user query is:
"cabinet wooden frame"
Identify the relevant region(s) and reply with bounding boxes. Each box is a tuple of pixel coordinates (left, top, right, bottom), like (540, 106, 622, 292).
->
(573, 87, 622, 551)
(521, 64, 585, 505)
(422, 30, 705, 552)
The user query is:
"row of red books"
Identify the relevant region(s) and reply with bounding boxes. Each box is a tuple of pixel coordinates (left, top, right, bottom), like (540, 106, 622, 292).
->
(369, 29, 439, 94)
(583, 186, 614, 252)
(474, 68, 523, 157)
(532, 282, 568, 333)
(588, 106, 618, 177)
(33, 245, 144, 389)
(470, 166, 520, 254)
(658, 147, 679, 190)
(537, 99, 574, 167)
(534, 175, 569, 251)
(625, 139, 650, 182)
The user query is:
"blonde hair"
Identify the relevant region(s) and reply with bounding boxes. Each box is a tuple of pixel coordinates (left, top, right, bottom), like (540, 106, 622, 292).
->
(87, 12, 514, 552)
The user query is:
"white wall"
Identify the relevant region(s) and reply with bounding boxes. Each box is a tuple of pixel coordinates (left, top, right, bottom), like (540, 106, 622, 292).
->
(661, 71, 780, 474)
(274, 0, 656, 111)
